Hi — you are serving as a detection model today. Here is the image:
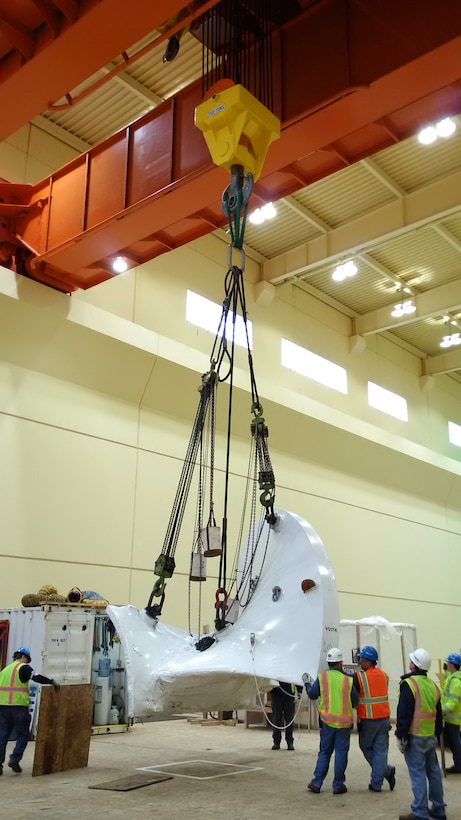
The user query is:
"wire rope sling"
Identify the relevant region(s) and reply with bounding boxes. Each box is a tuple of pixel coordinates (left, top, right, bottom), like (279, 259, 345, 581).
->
(145, 4, 281, 642)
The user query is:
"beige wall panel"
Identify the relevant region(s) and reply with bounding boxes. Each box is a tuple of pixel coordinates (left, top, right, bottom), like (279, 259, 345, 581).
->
(0, 292, 156, 402)
(0, 361, 139, 445)
(311, 501, 451, 601)
(0, 415, 137, 567)
(0, 141, 27, 183)
(131, 449, 195, 573)
(132, 444, 250, 576)
(27, 125, 78, 177)
(75, 271, 137, 322)
(0, 556, 132, 610)
(0, 124, 79, 184)
(264, 396, 461, 516)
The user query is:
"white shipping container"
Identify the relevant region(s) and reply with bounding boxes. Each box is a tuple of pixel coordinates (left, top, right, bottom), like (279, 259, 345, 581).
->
(0, 606, 96, 736)
(0, 606, 129, 733)
(0, 605, 95, 681)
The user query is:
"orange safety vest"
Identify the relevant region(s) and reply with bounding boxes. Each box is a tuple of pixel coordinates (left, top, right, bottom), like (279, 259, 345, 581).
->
(0, 661, 29, 706)
(318, 670, 354, 729)
(405, 675, 440, 737)
(356, 667, 390, 720)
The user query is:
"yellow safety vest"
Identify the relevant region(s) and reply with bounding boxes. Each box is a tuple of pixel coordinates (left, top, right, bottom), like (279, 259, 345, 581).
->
(0, 661, 29, 707)
(442, 671, 461, 726)
(404, 675, 439, 736)
(318, 670, 354, 729)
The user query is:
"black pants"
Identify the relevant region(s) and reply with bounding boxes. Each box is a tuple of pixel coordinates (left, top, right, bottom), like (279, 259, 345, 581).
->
(444, 722, 461, 770)
(271, 688, 295, 746)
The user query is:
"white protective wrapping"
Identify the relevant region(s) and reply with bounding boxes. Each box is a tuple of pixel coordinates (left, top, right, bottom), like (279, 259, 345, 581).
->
(107, 508, 339, 717)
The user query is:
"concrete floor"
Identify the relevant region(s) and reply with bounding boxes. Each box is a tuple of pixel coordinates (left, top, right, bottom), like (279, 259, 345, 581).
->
(1, 718, 460, 820)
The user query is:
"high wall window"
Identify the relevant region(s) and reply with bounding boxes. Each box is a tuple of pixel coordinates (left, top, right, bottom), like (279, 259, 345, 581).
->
(367, 381, 408, 422)
(448, 421, 461, 447)
(186, 289, 252, 349)
(281, 338, 348, 394)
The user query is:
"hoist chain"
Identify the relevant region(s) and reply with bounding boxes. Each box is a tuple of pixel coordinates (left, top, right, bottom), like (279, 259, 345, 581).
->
(145, 369, 217, 619)
(251, 403, 276, 525)
(146, 161, 276, 627)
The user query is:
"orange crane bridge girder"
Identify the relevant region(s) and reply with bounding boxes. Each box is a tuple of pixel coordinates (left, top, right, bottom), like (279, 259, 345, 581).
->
(0, 0, 220, 141)
(1, 0, 460, 292)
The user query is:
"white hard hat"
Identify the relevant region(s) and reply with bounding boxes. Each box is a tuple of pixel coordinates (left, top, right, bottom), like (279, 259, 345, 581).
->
(409, 648, 431, 671)
(327, 647, 343, 663)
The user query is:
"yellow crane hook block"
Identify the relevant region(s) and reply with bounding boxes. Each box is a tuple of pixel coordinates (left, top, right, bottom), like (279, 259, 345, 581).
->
(195, 83, 280, 182)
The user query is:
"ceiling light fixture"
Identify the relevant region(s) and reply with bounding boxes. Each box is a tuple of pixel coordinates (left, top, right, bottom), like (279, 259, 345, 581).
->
(332, 260, 358, 282)
(391, 299, 416, 318)
(418, 117, 456, 145)
(440, 333, 461, 349)
(249, 202, 277, 225)
(112, 256, 129, 273)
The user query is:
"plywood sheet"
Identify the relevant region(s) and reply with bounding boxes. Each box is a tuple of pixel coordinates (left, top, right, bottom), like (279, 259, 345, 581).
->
(33, 684, 94, 776)
(89, 773, 173, 790)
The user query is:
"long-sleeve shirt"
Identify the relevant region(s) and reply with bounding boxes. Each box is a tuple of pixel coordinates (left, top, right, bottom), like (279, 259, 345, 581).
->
(18, 663, 54, 687)
(395, 670, 443, 739)
(306, 670, 359, 707)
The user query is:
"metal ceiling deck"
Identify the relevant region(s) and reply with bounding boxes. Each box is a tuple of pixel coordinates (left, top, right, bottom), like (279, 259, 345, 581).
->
(1, 0, 461, 379)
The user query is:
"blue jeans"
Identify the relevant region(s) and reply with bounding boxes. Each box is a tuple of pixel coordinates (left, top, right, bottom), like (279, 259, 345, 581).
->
(0, 705, 30, 765)
(311, 721, 352, 791)
(404, 735, 446, 819)
(359, 717, 393, 788)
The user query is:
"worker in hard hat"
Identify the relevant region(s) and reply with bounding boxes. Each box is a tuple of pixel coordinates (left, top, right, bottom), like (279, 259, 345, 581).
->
(441, 652, 461, 774)
(0, 647, 60, 775)
(353, 645, 396, 792)
(302, 647, 358, 795)
(395, 648, 446, 820)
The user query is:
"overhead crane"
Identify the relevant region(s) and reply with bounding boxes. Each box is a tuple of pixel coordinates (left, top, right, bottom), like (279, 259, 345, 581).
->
(0, 0, 460, 292)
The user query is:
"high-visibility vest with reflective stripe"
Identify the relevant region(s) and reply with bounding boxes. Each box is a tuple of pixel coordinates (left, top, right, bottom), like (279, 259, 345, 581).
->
(404, 675, 440, 736)
(442, 671, 461, 726)
(318, 670, 354, 728)
(0, 661, 29, 706)
(356, 667, 390, 720)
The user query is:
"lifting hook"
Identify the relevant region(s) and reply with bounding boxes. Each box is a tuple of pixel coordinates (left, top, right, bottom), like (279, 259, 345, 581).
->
(221, 164, 254, 216)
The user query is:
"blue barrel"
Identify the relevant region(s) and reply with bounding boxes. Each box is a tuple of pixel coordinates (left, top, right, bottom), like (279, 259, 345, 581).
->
(98, 657, 111, 677)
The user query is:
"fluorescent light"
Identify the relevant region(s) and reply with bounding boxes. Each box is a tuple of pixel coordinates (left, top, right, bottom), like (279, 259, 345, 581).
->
(418, 117, 456, 145)
(391, 300, 416, 318)
(249, 209, 264, 225)
(112, 256, 128, 273)
(436, 117, 456, 138)
(332, 260, 357, 282)
(418, 126, 437, 145)
(261, 202, 277, 220)
(440, 333, 461, 348)
(249, 202, 277, 225)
